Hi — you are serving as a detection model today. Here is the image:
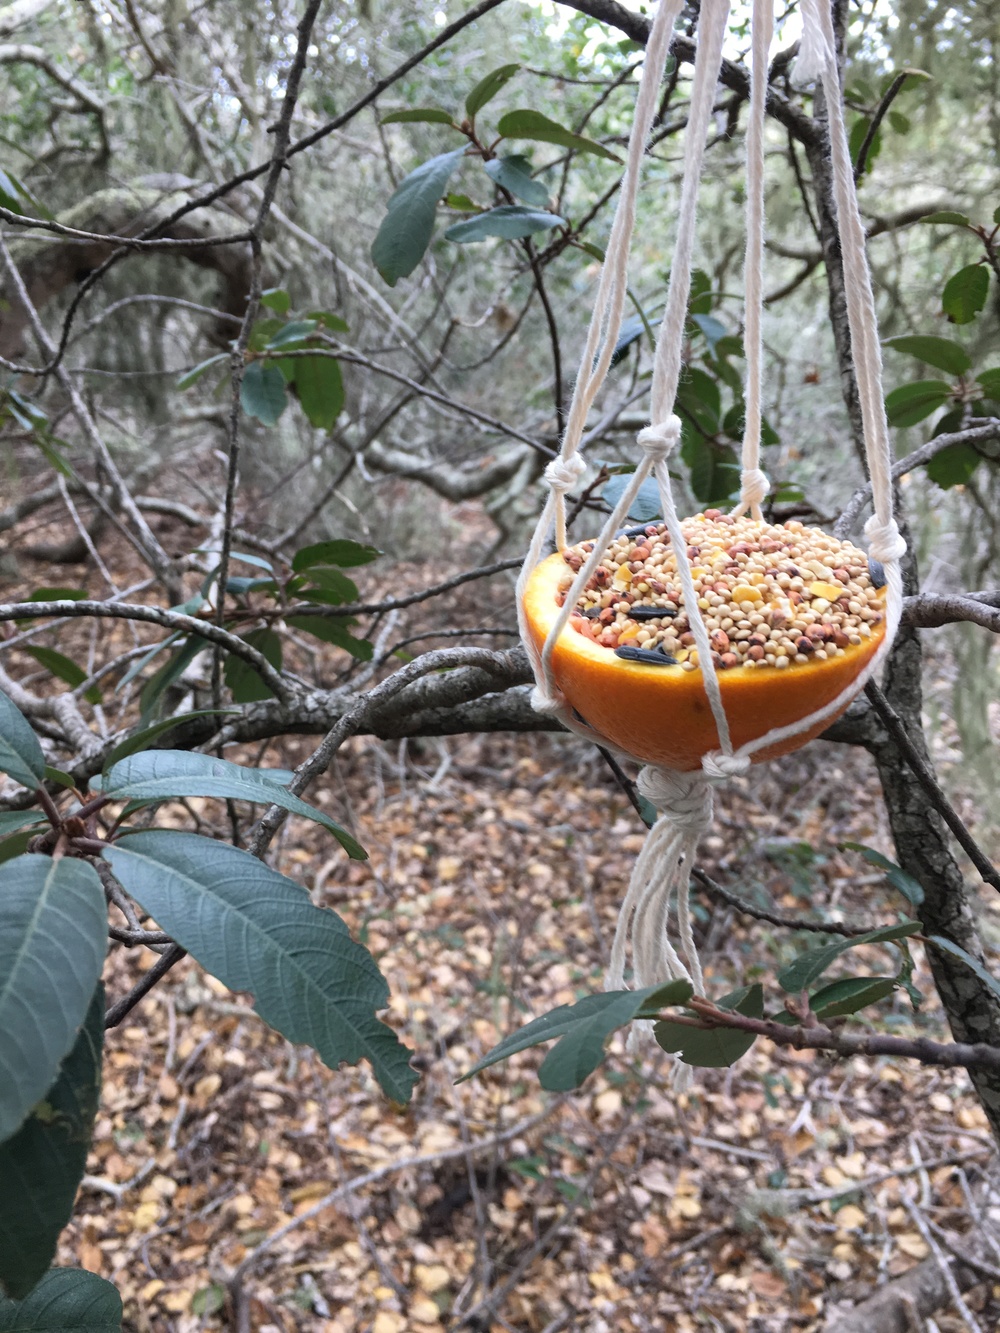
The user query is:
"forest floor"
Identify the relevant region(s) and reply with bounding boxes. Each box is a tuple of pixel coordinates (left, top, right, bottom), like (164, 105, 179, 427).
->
(7, 499, 1000, 1333)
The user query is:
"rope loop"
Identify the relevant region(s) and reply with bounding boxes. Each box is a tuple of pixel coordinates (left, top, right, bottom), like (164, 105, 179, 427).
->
(544, 452, 587, 494)
(637, 765, 714, 834)
(530, 683, 568, 716)
(702, 750, 751, 780)
(864, 514, 907, 565)
(637, 415, 682, 464)
(794, 0, 830, 83)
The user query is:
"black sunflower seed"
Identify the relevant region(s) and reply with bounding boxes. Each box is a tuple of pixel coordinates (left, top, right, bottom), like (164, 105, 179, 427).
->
(868, 557, 886, 589)
(614, 645, 679, 666)
(628, 605, 677, 621)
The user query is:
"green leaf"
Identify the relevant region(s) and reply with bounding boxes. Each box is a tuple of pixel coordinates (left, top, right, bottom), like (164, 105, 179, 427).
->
(654, 983, 762, 1068)
(0, 831, 36, 866)
(445, 192, 479, 211)
(380, 107, 454, 125)
(465, 63, 520, 119)
(0, 986, 103, 1297)
(777, 921, 920, 994)
(42, 767, 75, 791)
(848, 115, 880, 174)
(291, 355, 344, 429)
(690, 312, 727, 353)
(293, 540, 381, 571)
(241, 361, 288, 426)
(688, 267, 713, 316)
(884, 379, 953, 428)
(23, 647, 101, 706)
(887, 110, 910, 135)
(177, 353, 227, 390)
(601, 473, 662, 523)
(926, 936, 1000, 1004)
(919, 210, 971, 227)
(0, 1268, 122, 1330)
(445, 203, 564, 243)
(809, 975, 895, 1018)
(101, 752, 366, 860)
(106, 833, 414, 1102)
(977, 368, 1000, 398)
(191, 1285, 226, 1316)
(882, 335, 971, 376)
(677, 366, 721, 433)
(942, 264, 989, 325)
(0, 856, 106, 1143)
(483, 154, 549, 207)
(264, 319, 319, 349)
(926, 442, 981, 489)
(223, 627, 283, 704)
(496, 109, 621, 163)
(101, 710, 236, 774)
(721, 401, 780, 446)
(261, 288, 291, 312)
(138, 635, 210, 721)
(371, 148, 466, 287)
(28, 588, 86, 603)
(0, 812, 47, 836)
(459, 981, 693, 1087)
(0, 690, 46, 790)
(307, 309, 350, 333)
(840, 842, 924, 907)
(285, 615, 374, 660)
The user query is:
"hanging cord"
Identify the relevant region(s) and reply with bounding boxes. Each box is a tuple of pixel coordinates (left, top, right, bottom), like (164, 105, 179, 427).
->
(516, 0, 685, 728)
(731, 0, 774, 522)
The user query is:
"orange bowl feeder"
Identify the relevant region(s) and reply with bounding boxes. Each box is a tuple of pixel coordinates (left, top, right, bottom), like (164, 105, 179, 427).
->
(523, 512, 886, 772)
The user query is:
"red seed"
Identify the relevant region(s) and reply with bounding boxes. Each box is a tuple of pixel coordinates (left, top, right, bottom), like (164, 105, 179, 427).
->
(747, 644, 765, 661)
(720, 652, 740, 669)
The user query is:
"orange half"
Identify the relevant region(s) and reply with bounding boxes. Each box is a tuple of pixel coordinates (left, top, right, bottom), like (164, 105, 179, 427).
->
(523, 548, 886, 771)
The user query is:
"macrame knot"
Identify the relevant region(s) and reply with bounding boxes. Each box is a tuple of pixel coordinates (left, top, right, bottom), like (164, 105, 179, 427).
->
(864, 515, 907, 565)
(529, 683, 567, 717)
(701, 750, 751, 780)
(794, 0, 829, 83)
(543, 452, 587, 494)
(637, 415, 682, 464)
(637, 765, 713, 835)
(739, 467, 770, 509)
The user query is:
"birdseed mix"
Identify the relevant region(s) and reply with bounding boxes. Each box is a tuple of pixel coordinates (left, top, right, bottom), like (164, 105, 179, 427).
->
(557, 512, 885, 672)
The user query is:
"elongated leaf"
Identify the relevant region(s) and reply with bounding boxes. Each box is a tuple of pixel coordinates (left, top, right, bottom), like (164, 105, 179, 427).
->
(497, 109, 620, 162)
(23, 647, 101, 705)
(927, 935, 1000, 1003)
(291, 354, 344, 429)
(285, 615, 374, 660)
(777, 921, 919, 994)
(241, 361, 288, 425)
(809, 975, 896, 1018)
(101, 751, 366, 859)
(0, 1268, 122, 1330)
(919, 210, 971, 226)
(265, 320, 318, 349)
(139, 635, 209, 721)
(261, 288, 291, 313)
(446, 203, 563, 243)
(0, 811, 47, 836)
(466, 63, 520, 118)
(0, 986, 104, 1297)
(177, 353, 227, 390)
(840, 842, 924, 907)
(102, 710, 236, 774)
(884, 379, 952, 428)
(483, 154, 548, 206)
(371, 148, 466, 287)
(0, 690, 46, 790)
(978, 368, 1000, 399)
(223, 628, 283, 704)
(883, 335, 971, 376)
(293, 540, 380, 571)
(28, 588, 86, 603)
(654, 983, 762, 1068)
(942, 264, 989, 325)
(107, 833, 414, 1102)
(460, 981, 692, 1085)
(381, 107, 454, 125)
(0, 856, 106, 1143)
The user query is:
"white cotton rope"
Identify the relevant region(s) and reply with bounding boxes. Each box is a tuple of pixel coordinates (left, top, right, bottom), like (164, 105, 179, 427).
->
(514, 0, 906, 1022)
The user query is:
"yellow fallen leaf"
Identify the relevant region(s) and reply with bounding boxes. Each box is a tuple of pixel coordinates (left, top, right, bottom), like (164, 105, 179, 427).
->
(836, 1152, 865, 1179)
(132, 1200, 160, 1231)
(140, 1280, 164, 1302)
(896, 1232, 930, 1259)
(372, 1313, 405, 1333)
(414, 1264, 451, 1293)
(161, 1289, 194, 1314)
(821, 1166, 846, 1189)
(410, 1297, 442, 1323)
(436, 856, 461, 882)
(835, 1204, 866, 1230)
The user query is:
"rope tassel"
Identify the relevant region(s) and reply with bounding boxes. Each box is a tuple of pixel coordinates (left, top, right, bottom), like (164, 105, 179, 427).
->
(606, 767, 712, 999)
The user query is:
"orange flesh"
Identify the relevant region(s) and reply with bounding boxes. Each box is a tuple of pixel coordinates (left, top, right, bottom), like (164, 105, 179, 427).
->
(523, 546, 886, 772)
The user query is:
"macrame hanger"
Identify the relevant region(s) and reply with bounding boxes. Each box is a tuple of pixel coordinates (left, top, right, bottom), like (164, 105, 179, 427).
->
(514, 0, 906, 1035)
